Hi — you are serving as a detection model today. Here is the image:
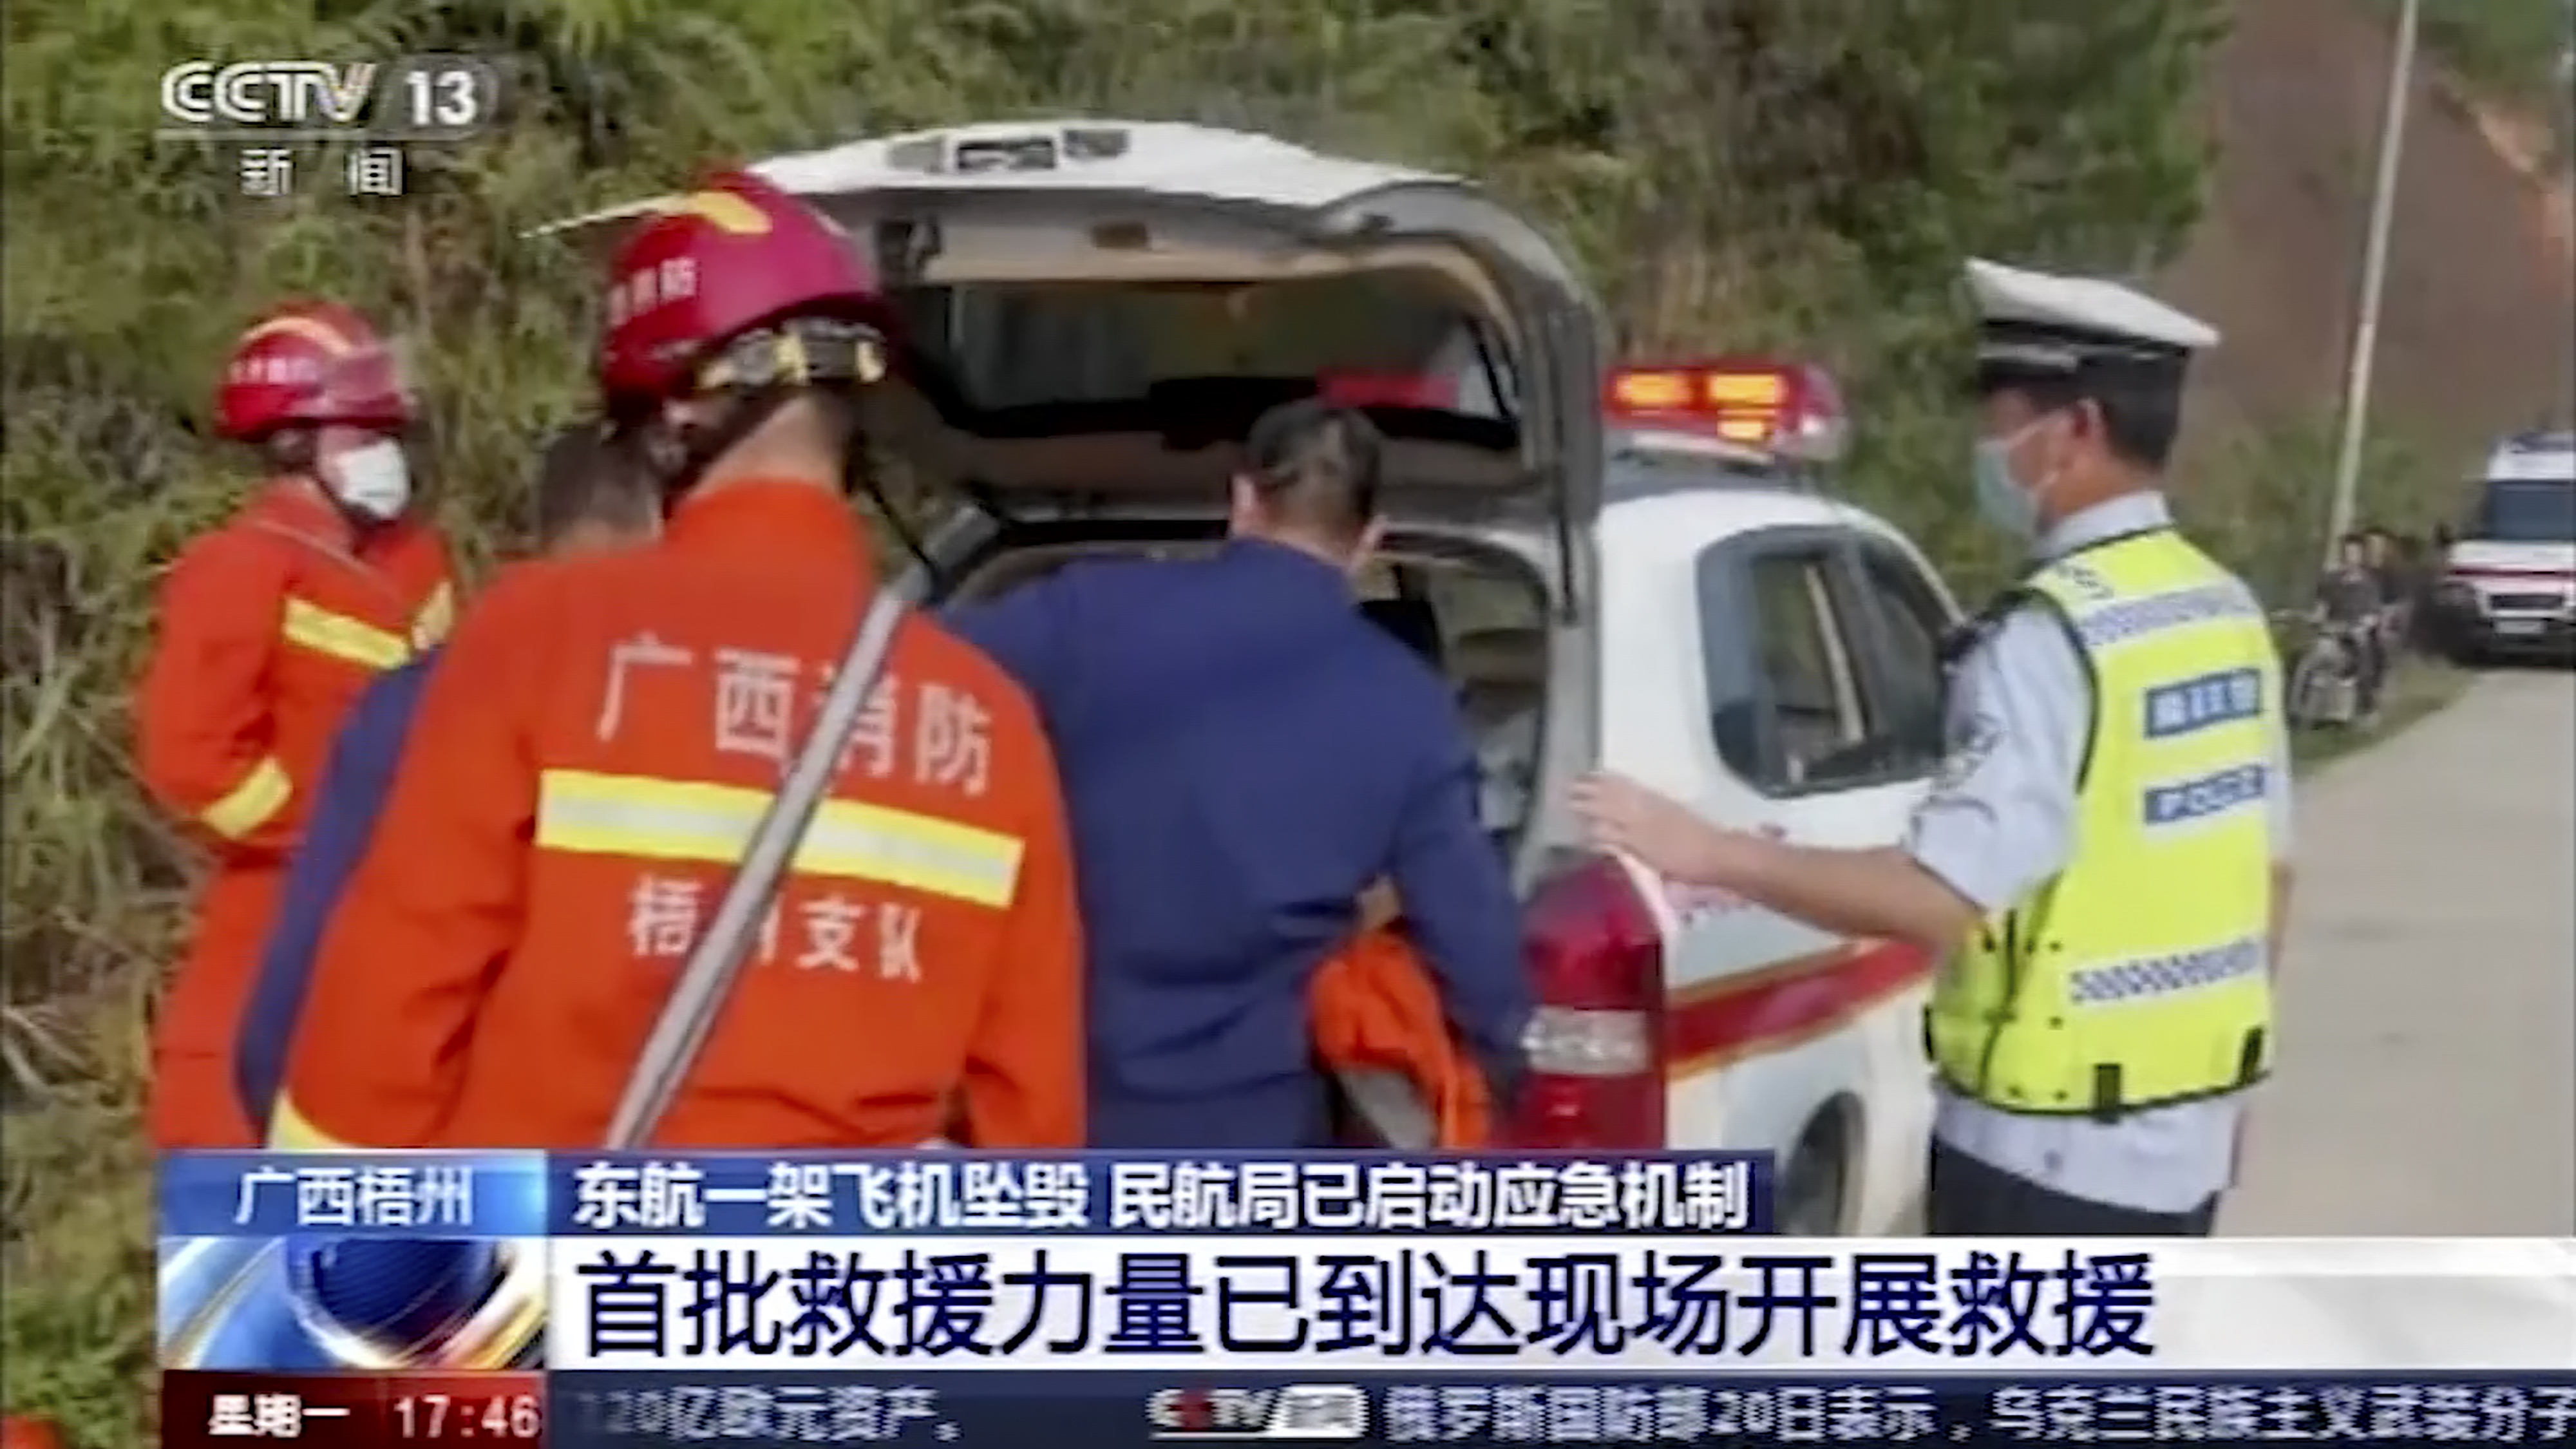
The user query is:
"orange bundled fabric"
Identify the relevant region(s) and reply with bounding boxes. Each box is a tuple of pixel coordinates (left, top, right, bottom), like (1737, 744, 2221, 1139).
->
(1309, 888, 1493, 1149)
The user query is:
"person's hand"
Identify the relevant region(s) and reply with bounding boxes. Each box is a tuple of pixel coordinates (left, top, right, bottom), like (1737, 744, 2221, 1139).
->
(1568, 772, 1743, 885)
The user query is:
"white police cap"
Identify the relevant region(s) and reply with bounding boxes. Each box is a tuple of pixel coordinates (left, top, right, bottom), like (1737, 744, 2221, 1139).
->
(1967, 258, 2219, 379)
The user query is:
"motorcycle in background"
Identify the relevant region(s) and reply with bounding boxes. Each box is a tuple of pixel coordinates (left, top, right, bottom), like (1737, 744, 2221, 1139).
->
(2286, 612, 2369, 730)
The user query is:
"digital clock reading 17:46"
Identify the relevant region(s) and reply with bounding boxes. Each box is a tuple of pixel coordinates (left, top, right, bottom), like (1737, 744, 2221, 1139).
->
(392, 1393, 541, 1439)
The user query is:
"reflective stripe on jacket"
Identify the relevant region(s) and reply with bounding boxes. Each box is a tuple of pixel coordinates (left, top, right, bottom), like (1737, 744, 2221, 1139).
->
(1929, 527, 2279, 1116)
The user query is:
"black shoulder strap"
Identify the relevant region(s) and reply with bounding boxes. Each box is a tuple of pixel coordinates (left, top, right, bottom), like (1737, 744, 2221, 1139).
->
(1940, 582, 2045, 670)
(1944, 574, 2105, 792)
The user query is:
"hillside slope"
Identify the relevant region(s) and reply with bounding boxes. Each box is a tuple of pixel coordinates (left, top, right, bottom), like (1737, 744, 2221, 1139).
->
(2164, 0, 2575, 475)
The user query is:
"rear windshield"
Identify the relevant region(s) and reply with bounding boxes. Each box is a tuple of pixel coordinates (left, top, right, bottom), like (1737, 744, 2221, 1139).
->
(2468, 480, 2576, 542)
(891, 274, 1517, 420)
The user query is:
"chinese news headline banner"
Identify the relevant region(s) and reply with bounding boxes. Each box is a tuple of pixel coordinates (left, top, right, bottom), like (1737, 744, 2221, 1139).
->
(156, 1151, 2576, 1446)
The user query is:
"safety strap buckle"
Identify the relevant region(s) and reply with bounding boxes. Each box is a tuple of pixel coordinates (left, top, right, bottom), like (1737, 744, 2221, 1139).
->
(695, 316, 889, 394)
(2088, 1063, 2123, 1124)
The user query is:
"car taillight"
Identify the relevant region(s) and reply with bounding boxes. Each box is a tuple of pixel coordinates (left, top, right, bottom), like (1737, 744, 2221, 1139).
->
(1502, 857, 1667, 1149)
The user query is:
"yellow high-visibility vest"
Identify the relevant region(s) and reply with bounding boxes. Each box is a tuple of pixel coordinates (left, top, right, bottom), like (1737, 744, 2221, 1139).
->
(1928, 526, 2280, 1117)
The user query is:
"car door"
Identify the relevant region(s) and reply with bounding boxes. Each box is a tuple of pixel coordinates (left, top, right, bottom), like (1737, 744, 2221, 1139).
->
(1652, 527, 1880, 1160)
(1641, 517, 1953, 1224)
(1811, 531, 1960, 1232)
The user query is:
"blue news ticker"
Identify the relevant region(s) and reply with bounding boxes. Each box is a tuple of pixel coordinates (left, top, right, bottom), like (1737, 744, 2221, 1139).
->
(161, 1150, 1774, 1238)
(154, 1149, 1772, 1374)
(540, 1151, 1776, 1236)
(159, 1151, 547, 1238)
(160, 1152, 549, 1373)
(158, 1233, 549, 1372)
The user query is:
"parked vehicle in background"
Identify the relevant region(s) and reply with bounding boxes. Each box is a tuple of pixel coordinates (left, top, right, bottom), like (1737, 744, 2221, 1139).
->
(2430, 430, 2576, 663)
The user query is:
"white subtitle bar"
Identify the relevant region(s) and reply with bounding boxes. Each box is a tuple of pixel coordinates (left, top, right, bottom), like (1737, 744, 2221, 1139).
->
(543, 1236, 2576, 1374)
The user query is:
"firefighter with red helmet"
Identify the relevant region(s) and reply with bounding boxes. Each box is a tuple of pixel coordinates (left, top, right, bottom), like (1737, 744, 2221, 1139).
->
(275, 173, 1084, 1150)
(136, 300, 457, 1148)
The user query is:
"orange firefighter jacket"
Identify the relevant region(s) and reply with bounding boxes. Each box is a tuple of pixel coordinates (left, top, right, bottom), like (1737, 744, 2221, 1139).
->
(135, 480, 454, 1142)
(276, 480, 1084, 1151)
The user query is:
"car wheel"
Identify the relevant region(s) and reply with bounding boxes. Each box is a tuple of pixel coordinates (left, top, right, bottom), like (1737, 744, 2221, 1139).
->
(1777, 1117, 1851, 1237)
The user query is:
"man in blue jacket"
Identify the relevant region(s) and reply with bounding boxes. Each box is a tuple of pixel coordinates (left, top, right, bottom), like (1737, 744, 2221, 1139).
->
(945, 398, 1531, 1148)
(232, 424, 660, 1133)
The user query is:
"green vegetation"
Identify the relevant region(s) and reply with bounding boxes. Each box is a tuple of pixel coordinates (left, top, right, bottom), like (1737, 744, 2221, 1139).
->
(2184, 413, 2453, 609)
(0, 3, 2482, 1442)
(2411, 0, 2576, 163)
(2417, 0, 2576, 107)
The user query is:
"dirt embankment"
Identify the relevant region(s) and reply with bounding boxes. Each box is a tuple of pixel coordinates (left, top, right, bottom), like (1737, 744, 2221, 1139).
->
(2162, 0, 2575, 473)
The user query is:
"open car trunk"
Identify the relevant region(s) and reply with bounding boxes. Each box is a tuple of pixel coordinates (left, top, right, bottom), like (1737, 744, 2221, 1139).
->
(929, 517, 1555, 856)
(540, 120, 1611, 1149)
(540, 122, 1606, 549)
(926, 517, 1558, 1150)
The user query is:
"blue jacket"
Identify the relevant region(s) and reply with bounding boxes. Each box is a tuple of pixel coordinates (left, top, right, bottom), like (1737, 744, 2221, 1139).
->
(945, 539, 1529, 1148)
(233, 650, 440, 1130)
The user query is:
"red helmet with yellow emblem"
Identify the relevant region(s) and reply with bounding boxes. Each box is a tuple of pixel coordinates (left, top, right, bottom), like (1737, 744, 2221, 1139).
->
(214, 300, 412, 442)
(596, 170, 894, 410)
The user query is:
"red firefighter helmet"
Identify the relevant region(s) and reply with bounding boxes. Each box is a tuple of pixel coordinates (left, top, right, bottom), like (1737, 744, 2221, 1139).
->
(214, 300, 412, 442)
(596, 170, 894, 408)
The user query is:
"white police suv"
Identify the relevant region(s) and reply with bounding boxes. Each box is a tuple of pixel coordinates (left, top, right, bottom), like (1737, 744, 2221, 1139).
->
(2436, 430, 2576, 661)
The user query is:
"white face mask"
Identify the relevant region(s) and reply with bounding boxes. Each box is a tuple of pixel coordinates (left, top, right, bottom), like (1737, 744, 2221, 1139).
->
(323, 440, 412, 522)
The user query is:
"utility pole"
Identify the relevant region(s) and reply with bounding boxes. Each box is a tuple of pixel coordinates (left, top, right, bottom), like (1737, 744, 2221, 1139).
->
(2324, 0, 2421, 562)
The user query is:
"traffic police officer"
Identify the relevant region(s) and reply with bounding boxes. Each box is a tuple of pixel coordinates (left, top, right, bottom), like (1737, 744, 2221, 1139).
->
(1572, 258, 2293, 1236)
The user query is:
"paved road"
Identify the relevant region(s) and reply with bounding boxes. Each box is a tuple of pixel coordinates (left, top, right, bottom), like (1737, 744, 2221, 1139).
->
(2222, 667, 2576, 1235)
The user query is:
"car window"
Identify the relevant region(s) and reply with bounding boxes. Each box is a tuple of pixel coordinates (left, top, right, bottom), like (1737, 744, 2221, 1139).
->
(1750, 558, 1853, 734)
(1699, 547, 1867, 793)
(1699, 531, 1957, 797)
(2470, 479, 2576, 542)
(900, 274, 1481, 410)
(1837, 545, 1954, 773)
